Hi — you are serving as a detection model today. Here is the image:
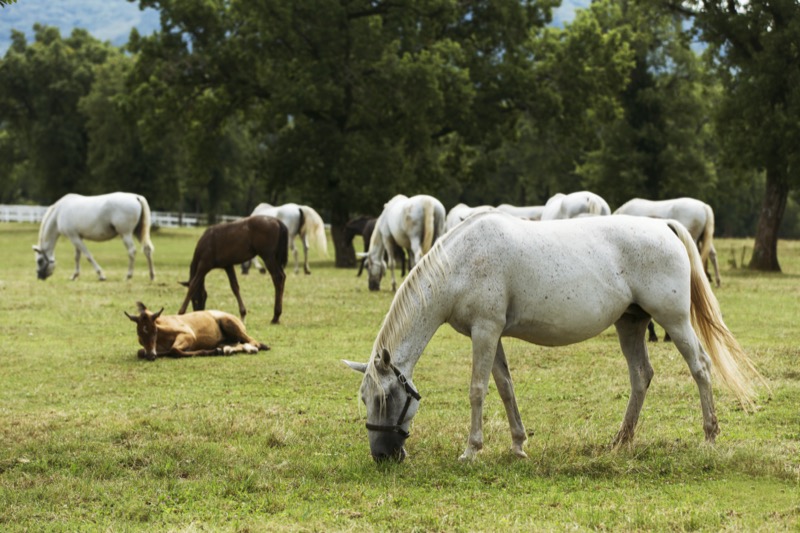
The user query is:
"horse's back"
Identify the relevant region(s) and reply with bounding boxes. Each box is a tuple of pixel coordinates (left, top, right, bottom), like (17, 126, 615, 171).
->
(55, 192, 143, 239)
(439, 213, 691, 345)
(615, 198, 709, 241)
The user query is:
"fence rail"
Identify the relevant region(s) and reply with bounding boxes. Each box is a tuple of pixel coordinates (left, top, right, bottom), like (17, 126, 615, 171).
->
(0, 204, 240, 227)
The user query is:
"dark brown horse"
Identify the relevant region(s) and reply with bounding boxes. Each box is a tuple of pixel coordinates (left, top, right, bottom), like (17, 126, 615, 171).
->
(345, 216, 407, 277)
(179, 216, 288, 324)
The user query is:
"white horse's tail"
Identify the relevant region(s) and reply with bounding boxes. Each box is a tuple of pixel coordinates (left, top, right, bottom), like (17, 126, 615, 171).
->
(587, 197, 603, 215)
(667, 220, 765, 409)
(698, 203, 715, 267)
(422, 198, 435, 254)
(135, 195, 154, 254)
(300, 205, 328, 256)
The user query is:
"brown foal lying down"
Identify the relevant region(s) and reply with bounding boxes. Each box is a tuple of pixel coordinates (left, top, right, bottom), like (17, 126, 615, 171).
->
(125, 302, 270, 360)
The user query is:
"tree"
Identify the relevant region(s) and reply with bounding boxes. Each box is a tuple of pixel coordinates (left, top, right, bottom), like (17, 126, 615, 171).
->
(671, 0, 800, 271)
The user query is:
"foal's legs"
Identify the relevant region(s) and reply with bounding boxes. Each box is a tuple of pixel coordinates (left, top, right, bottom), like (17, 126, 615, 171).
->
(663, 320, 720, 442)
(68, 236, 105, 281)
(121, 233, 137, 280)
(492, 339, 528, 458)
(261, 254, 286, 324)
(460, 321, 504, 461)
(613, 313, 654, 446)
(224, 265, 247, 320)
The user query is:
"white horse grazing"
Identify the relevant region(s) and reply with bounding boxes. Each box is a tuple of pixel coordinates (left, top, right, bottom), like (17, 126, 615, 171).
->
(495, 203, 546, 221)
(345, 212, 762, 462)
(614, 197, 721, 288)
(445, 203, 495, 232)
(244, 203, 328, 275)
(540, 191, 611, 220)
(33, 192, 155, 281)
(361, 194, 446, 292)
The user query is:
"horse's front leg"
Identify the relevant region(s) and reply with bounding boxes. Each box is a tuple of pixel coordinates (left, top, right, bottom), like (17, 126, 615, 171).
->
(69, 237, 105, 281)
(460, 322, 502, 461)
(261, 256, 286, 324)
(224, 266, 247, 320)
(121, 233, 137, 280)
(492, 340, 528, 458)
(291, 239, 300, 275)
(302, 235, 311, 275)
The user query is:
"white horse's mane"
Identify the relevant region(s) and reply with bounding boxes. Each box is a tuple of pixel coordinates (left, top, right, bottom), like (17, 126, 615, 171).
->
(366, 235, 450, 385)
(37, 201, 60, 247)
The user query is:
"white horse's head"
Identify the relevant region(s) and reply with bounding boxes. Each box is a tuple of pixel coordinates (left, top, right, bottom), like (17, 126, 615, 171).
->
(360, 254, 386, 292)
(344, 348, 421, 462)
(32, 245, 55, 280)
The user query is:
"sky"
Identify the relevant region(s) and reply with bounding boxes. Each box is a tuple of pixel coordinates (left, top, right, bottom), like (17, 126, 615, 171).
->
(0, 0, 160, 54)
(0, 0, 590, 55)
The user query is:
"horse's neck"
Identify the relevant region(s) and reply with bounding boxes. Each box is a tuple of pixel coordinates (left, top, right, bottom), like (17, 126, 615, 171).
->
(38, 203, 61, 254)
(376, 276, 447, 378)
(368, 223, 386, 260)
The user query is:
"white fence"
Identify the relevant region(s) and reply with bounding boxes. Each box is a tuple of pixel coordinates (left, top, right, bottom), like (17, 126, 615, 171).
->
(0, 204, 240, 227)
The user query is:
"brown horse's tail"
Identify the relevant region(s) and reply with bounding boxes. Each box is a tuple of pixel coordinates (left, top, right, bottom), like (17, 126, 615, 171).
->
(422, 198, 435, 255)
(277, 219, 289, 269)
(667, 220, 766, 409)
(698, 202, 715, 268)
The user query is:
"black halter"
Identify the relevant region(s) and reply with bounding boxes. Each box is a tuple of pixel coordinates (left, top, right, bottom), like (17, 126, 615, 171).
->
(365, 364, 422, 439)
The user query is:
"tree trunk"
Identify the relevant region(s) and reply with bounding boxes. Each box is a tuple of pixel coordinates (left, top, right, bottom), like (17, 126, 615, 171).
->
(330, 206, 356, 268)
(748, 166, 788, 272)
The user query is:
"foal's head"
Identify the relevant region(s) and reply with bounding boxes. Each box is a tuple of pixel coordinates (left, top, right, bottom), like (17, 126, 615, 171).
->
(124, 302, 164, 361)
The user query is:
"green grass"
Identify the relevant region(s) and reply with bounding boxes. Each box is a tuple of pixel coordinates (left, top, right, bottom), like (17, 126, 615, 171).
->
(1, 222, 798, 531)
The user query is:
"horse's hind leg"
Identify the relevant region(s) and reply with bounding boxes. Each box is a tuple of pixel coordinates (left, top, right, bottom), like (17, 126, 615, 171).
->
(223, 266, 248, 320)
(217, 316, 270, 351)
(710, 243, 721, 287)
(291, 239, 300, 275)
(663, 320, 720, 442)
(143, 242, 155, 280)
(613, 312, 654, 447)
(121, 233, 137, 280)
(492, 339, 527, 458)
(301, 234, 311, 275)
(261, 255, 286, 324)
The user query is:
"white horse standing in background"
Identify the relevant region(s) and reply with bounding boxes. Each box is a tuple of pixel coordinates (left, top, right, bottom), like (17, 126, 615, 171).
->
(445, 203, 495, 232)
(496, 204, 546, 221)
(244, 203, 328, 275)
(362, 194, 446, 292)
(33, 192, 155, 281)
(345, 213, 762, 462)
(540, 191, 611, 220)
(614, 197, 721, 288)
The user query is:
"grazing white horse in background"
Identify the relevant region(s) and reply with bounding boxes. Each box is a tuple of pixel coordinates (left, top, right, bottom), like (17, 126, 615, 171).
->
(540, 191, 611, 220)
(345, 212, 762, 462)
(614, 197, 721, 288)
(33, 192, 155, 281)
(244, 202, 328, 275)
(361, 194, 446, 292)
(445, 203, 495, 232)
(496, 203, 546, 221)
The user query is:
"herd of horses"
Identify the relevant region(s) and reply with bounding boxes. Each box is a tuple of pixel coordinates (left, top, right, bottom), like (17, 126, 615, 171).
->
(32, 189, 765, 463)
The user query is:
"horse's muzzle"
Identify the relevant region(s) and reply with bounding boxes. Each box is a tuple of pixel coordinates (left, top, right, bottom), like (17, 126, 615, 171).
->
(372, 446, 407, 463)
(368, 280, 380, 292)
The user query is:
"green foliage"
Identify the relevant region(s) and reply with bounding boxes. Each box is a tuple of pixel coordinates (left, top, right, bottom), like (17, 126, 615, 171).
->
(0, 222, 799, 530)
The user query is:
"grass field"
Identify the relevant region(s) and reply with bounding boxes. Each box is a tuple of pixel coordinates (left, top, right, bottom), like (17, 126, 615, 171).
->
(1, 222, 798, 531)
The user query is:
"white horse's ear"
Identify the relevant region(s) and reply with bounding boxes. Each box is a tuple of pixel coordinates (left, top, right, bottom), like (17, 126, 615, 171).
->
(356, 252, 368, 259)
(32, 245, 41, 253)
(343, 360, 368, 374)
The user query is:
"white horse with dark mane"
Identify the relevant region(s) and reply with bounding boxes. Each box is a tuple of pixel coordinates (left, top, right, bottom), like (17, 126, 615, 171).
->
(614, 197, 721, 288)
(361, 194, 446, 291)
(243, 202, 328, 275)
(495, 203, 545, 221)
(345, 212, 762, 462)
(540, 191, 611, 220)
(445, 203, 495, 232)
(33, 192, 155, 281)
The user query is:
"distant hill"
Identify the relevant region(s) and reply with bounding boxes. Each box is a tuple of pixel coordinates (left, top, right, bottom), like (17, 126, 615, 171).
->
(0, 0, 160, 54)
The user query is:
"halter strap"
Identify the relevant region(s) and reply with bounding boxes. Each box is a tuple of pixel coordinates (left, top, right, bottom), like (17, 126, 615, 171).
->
(365, 364, 421, 439)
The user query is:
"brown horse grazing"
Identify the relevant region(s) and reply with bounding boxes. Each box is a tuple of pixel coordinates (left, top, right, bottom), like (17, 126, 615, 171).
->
(179, 216, 288, 324)
(125, 302, 270, 360)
